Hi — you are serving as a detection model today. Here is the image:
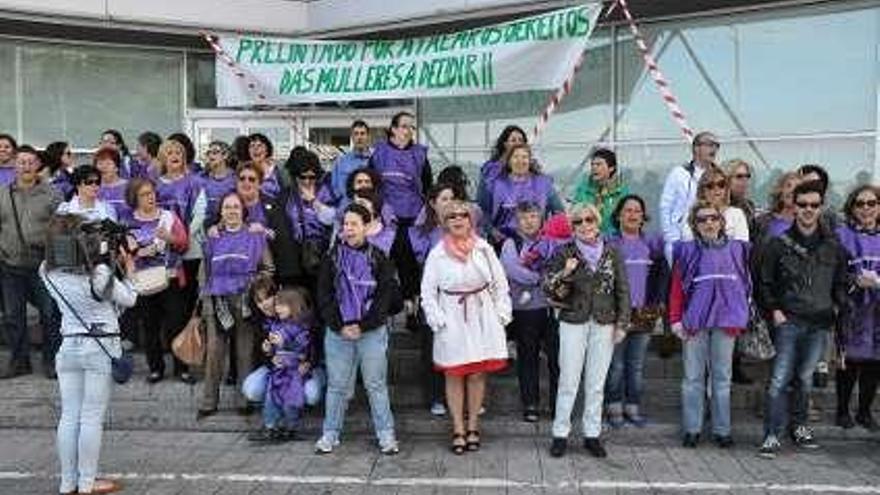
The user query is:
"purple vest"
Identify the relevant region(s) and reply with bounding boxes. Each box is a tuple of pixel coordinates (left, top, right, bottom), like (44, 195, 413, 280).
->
(836, 225, 880, 361)
(371, 140, 428, 220)
(286, 194, 330, 243)
(125, 213, 171, 270)
(99, 180, 131, 222)
(265, 318, 310, 410)
(245, 200, 267, 226)
(260, 166, 282, 200)
(0, 166, 16, 187)
(766, 216, 793, 239)
(50, 172, 74, 200)
(203, 228, 267, 296)
(480, 160, 503, 187)
(408, 207, 443, 264)
(157, 174, 201, 226)
(673, 239, 751, 333)
(490, 174, 553, 236)
(610, 233, 665, 309)
(335, 244, 377, 324)
(202, 172, 236, 220)
(367, 224, 396, 255)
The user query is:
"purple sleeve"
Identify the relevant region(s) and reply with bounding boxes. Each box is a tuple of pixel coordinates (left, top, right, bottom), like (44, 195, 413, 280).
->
(500, 239, 541, 286)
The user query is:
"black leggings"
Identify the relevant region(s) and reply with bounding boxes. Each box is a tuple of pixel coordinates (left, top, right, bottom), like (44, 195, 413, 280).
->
(391, 217, 421, 299)
(836, 360, 880, 418)
(128, 283, 188, 376)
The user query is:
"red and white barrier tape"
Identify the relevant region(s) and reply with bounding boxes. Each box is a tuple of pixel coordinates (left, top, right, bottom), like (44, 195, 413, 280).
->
(531, 51, 586, 142)
(607, 0, 693, 142)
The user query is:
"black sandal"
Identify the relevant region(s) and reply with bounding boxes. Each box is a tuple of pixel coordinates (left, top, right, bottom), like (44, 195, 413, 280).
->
(466, 430, 481, 452)
(451, 433, 466, 455)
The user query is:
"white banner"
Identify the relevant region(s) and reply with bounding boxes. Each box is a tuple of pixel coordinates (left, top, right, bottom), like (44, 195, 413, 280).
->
(215, 4, 601, 106)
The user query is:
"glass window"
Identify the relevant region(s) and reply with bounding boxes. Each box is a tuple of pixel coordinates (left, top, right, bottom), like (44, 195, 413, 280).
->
(0, 41, 15, 135)
(616, 4, 878, 140)
(188, 52, 217, 109)
(18, 42, 183, 148)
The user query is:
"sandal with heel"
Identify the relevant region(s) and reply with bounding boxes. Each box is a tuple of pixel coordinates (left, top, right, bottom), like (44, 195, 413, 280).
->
(466, 430, 481, 452)
(451, 433, 466, 455)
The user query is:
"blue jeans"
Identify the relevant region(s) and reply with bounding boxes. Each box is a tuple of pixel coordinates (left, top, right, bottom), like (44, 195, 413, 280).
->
(763, 321, 827, 437)
(263, 397, 302, 429)
(605, 332, 652, 408)
(1, 265, 61, 366)
(681, 329, 735, 436)
(56, 336, 115, 494)
(322, 326, 395, 444)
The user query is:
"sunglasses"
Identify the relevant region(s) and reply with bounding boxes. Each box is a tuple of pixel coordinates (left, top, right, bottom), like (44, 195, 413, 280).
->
(796, 201, 822, 210)
(695, 214, 721, 224)
(445, 212, 470, 221)
(571, 216, 597, 226)
(854, 199, 878, 209)
(733, 173, 751, 180)
(705, 180, 727, 191)
(238, 175, 259, 183)
(82, 178, 100, 186)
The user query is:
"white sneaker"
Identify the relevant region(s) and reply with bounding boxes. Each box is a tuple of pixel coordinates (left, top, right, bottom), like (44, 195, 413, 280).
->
(430, 402, 447, 417)
(379, 437, 400, 455)
(758, 435, 781, 459)
(314, 435, 340, 454)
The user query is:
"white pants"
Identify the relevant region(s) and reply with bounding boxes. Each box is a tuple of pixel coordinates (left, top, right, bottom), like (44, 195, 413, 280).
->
(552, 320, 614, 439)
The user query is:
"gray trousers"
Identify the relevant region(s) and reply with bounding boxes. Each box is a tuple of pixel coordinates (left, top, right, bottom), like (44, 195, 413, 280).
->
(199, 295, 256, 411)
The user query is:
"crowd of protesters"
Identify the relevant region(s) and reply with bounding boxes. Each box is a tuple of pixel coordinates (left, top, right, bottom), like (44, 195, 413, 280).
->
(0, 117, 877, 493)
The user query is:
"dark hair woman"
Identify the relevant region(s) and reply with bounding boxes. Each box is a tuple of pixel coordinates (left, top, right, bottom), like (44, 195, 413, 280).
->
(56, 165, 116, 222)
(0, 133, 17, 186)
(477, 125, 527, 214)
(604, 194, 667, 428)
(94, 148, 131, 222)
(44, 141, 75, 200)
(249, 133, 282, 199)
(572, 148, 629, 235)
(99, 129, 132, 178)
(315, 203, 400, 455)
(284, 147, 335, 280)
(834, 184, 880, 431)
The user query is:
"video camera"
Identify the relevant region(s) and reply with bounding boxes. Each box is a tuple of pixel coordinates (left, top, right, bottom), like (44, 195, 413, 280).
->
(47, 218, 132, 271)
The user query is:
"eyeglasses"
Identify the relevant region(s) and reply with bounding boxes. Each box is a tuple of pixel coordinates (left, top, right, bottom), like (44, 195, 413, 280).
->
(82, 178, 100, 186)
(697, 140, 720, 149)
(706, 180, 727, 191)
(137, 190, 154, 198)
(445, 212, 469, 221)
(695, 214, 721, 224)
(207, 148, 223, 155)
(733, 173, 751, 180)
(238, 175, 259, 183)
(571, 216, 598, 226)
(854, 199, 878, 209)
(298, 174, 317, 182)
(796, 201, 822, 210)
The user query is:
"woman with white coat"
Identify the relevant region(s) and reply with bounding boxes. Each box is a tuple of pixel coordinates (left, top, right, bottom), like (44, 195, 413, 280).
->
(421, 200, 512, 455)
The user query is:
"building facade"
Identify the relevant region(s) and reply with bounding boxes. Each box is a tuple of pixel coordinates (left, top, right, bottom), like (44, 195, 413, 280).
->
(0, 0, 876, 205)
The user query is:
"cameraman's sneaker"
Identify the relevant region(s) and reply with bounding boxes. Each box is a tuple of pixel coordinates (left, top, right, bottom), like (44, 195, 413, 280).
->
(758, 435, 781, 459)
(430, 402, 447, 417)
(314, 434, 340, 454)
(791, 425, 819, 449)
(379, 436, 400, 455)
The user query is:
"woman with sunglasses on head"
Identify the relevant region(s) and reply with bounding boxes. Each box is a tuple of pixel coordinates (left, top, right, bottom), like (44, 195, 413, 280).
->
(544, 203, 629, 459)
(421, 200, 511, 455)
(669, 200, 751, 449)
(683, 164, 749, 243)
(56, 165, 117, 222)
(834, 184, 880, 431)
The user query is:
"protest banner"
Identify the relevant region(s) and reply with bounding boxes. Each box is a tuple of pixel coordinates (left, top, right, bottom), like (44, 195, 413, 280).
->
(215, 3, 602, 106)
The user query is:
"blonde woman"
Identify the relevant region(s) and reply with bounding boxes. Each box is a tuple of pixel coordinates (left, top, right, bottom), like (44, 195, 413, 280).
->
(544, 203, 630, 458)
(421, 200, 512, 455)
(682, 164, 749, 242)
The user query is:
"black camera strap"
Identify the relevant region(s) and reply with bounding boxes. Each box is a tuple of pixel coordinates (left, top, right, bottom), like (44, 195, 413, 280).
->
(43, 272, 119, 361)
(8, 187, 33, 262)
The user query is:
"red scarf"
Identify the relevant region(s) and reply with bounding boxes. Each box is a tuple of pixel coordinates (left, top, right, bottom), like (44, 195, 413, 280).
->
(443, 233, 477, 263)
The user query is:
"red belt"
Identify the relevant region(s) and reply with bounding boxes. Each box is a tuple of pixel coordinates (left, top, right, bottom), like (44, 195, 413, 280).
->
(442, 284, 489, 322)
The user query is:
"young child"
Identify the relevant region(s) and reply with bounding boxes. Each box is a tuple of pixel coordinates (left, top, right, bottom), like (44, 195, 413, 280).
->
(500, 201, 559, 423)
(248, 288, 314, 443)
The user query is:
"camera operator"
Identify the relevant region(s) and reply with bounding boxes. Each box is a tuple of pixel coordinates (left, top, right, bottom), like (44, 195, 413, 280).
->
(40, 214, 137, 495)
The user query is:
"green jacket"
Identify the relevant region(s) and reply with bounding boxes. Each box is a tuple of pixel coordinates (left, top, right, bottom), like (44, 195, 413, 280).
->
(572, 176, 629, 234)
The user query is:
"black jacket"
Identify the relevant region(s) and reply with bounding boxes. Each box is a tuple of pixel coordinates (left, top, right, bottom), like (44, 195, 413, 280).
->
(317, 243, 397, 333)
(757, 223, 850, 329)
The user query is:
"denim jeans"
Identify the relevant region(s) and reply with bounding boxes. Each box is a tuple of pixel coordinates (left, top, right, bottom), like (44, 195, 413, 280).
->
(243, 366, 326, 406)
(262, 397, 302, 429)
(763, 321, 827, 437)
(605, 331, 652, 408)
(55, 336, 116, 494)
(552, 320, 614, 439)
(681, 328, 735, 436)
(322, 326, 395, 444)
(1, 265, 61, 366)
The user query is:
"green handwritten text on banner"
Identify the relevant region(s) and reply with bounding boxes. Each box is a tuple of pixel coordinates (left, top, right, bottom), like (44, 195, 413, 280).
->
(216, 3, 601, 105)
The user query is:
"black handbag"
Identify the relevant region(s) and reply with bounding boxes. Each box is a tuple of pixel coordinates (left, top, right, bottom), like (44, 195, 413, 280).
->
(44, 273, 134, 384)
